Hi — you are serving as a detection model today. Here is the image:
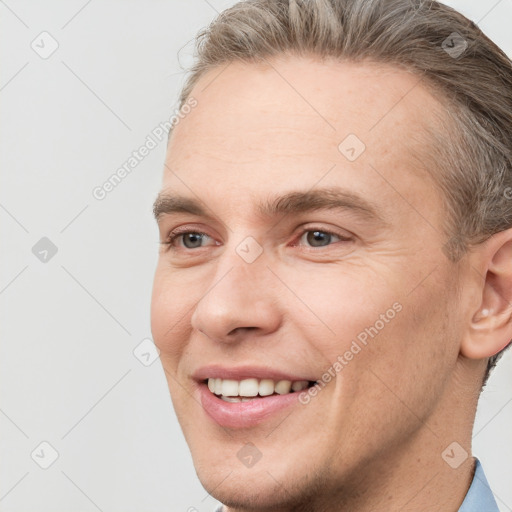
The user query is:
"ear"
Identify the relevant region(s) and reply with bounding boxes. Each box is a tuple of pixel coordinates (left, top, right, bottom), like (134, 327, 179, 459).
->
(461, 228, 512, 360)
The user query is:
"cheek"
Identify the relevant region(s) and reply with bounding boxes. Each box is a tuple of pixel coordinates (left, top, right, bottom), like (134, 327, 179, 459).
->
(339, 271, 459, 422)
(278, 264, 402, 355)
(150, 267, 195, 363)
(286, 263, 455, 405)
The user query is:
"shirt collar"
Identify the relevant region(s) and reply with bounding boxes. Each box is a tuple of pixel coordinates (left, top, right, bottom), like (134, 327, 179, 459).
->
(458, 458, 499, 511)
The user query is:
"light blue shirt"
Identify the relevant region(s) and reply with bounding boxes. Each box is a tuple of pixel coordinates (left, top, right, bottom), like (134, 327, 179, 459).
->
(213, 458, 499, 511)
(459, 458, 499, 511)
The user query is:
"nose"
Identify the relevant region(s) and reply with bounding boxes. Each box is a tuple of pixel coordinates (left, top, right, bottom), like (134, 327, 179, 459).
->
(190, 252, 282, 344)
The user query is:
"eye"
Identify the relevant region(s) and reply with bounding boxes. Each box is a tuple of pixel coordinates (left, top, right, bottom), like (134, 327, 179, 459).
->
(180, 232, 209, 249)
(301, 230, 339, 247)
(162, 230, 215, 250)
(161, 227, 351, 252)
(298, 229, 345, 248)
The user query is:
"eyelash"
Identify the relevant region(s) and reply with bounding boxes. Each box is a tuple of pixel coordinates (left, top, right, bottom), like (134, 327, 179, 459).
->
(160, 227, 351, 251)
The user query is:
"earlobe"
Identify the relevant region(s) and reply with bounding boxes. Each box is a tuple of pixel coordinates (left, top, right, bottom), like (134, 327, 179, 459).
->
(461, 230, 512, 360)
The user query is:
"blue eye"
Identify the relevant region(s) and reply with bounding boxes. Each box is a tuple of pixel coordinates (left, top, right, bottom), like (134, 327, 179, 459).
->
(299, 229, 348, 247)
(180, 232, 207, 249)
(161, 228, 349, 252)
(300, 230, 341, 247)
(163, 231, 213, 249)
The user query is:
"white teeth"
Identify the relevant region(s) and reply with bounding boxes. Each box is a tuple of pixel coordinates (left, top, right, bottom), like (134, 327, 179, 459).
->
(275, 380, 292, 394)
(206, 377, 311, 398)
(221, 379, 239, 397)
(239, 378, 259, 397)
(220, 396, 258, 403)
(220, 396, 242, 403)
(259, 379, 274, 396)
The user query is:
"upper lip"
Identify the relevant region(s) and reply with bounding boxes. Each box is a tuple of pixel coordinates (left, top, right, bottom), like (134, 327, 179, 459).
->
(192, 365, 316, 382)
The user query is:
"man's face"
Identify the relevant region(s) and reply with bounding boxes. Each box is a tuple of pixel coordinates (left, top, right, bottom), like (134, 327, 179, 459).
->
(151, 57, 466, 508)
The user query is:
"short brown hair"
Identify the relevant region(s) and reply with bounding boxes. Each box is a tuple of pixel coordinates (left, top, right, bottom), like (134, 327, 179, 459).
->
(177, 0, 512, 385)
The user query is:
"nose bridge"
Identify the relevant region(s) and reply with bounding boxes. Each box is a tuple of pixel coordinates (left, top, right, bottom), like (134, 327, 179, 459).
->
(191, 240, 281, 342)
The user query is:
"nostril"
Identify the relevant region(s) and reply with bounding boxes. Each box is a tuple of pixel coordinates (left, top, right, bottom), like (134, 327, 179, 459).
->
(227, 326, 258, 336)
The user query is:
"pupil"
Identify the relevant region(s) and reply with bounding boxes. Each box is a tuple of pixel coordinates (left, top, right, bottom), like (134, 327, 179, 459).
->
(184, 233, 203, 248)
(307, 231, 330, 247)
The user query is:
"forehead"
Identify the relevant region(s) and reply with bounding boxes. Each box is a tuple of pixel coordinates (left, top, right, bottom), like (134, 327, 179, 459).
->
(171, 57, 439, 150)
(163, 57, 443, 224)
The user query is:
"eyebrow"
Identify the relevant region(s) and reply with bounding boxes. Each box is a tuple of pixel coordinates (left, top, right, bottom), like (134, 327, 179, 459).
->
(153, 187, 381, 224)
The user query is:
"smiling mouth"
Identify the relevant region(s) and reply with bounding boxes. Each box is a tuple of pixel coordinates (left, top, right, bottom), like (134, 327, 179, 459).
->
(205, 377, 317, 402)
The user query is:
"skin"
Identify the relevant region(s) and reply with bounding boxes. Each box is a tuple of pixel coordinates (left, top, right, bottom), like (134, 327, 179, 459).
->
(150, 56, 512, 511)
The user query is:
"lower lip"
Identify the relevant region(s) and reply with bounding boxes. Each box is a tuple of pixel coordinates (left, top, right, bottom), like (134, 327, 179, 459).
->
(197, 382, 303, 429)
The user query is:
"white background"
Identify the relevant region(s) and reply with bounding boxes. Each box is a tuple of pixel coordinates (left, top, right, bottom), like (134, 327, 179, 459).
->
(1, 1, 511, 511)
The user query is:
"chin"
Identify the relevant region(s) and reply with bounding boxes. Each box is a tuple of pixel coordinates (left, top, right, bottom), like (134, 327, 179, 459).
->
(192, 450, 329, 512)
